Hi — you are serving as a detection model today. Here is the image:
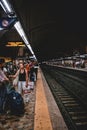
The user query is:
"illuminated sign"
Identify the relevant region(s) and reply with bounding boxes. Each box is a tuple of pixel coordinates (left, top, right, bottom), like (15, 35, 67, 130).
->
(0, 57, 12, 62)
(6, 42, 25, 47)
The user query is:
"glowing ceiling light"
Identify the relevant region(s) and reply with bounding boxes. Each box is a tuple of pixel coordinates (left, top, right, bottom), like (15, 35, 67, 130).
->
(0, 0, 15, 16)
(0, 0, 12, 12)
(27, 44, 34, 55)
(0, 0, 37, 60)
(0, 2, 7, 12)
(14, 21, 35, 56)
(33, 54, 37, 60)
(14, 21, 23, 37)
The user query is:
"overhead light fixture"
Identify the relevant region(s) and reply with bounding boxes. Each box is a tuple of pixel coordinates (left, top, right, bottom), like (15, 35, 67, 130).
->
(0, 0, 37, 60)
(14, 21, 24, 37)
(14, 21, 35, 56)
(0, 0, 16, 17)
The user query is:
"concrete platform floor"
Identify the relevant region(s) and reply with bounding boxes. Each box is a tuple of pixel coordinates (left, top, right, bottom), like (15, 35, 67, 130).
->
(0, 88, 36, 130)
(0, 68, 68, 130)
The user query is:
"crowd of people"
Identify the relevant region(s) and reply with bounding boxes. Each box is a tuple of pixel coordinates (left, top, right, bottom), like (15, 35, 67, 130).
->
(0, 58, 38, 114)
(47, 57, 86, 69)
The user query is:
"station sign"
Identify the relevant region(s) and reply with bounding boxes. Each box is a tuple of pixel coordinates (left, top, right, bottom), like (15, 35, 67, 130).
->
(0, 57, 11, 62)
(6, 42, 25, 47)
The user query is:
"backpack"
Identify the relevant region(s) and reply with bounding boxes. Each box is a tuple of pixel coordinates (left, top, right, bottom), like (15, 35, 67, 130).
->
(7, 89, 25, 115)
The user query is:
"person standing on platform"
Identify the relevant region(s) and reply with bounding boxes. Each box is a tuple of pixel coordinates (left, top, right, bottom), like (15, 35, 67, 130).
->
(10, 62, 28, 95)
(0, 59, 9, 113)
(34, 61, 39, 80)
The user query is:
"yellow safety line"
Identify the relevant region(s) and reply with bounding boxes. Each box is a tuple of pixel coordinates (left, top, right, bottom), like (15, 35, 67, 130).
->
(34, 69, 53, 130)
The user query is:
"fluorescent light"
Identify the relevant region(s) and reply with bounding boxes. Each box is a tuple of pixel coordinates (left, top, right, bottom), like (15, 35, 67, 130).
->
(0, 0, 16, 17)
(0, 1, 7, 12)
(0, 0, 34, 59)
(14, 21, 35, 56)
(0, 0, 37, 59)
(27, 44, 34, 55)
(14, 21, 23, 37)
(1, 0, 12, 12)
(22, 35, 29, 45)
(33, 54, 37, 60)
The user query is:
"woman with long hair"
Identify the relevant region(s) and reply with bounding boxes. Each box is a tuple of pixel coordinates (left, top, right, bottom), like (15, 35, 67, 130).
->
(10, 62, 28, 95)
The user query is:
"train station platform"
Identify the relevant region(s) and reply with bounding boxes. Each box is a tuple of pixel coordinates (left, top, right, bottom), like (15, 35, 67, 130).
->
(0, 68, 68, 130)
(35, 68, 68, 130)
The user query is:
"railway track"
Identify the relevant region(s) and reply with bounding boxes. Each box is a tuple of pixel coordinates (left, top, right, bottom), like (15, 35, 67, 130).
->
(41, 65, 87, 130)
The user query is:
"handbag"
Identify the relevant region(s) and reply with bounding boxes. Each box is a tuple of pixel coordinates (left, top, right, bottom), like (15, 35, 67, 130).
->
(13, 70, 19, 86)
(13, 75, 19, 86)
